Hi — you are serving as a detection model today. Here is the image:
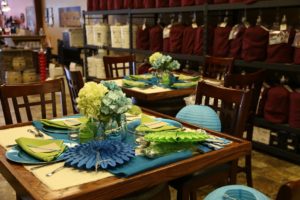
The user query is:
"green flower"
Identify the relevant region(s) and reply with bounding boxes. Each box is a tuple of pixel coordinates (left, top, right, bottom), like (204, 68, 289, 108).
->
(149, 52, 180, 71)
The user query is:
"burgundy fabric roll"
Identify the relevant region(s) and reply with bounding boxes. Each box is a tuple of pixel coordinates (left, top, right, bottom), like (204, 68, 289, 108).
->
(193, 27, 204, 55)
(92, 0, 100, 10)
(266, 29, 295, 63)
(170, 24, 185, 53)
(150, 25, 163, 52)
(124, 0, 133, 8)
(87, 0, 93, 11)
(195, 0, 213, 4)
(181, 0, 195, 6)
(169, 0, 181, 6)
(229, 25, 246, 59)
(294, 48, 300, 64)
(182, 27, 196, 54)
(214, 0, 229, 3)
(99, 0, 107, 10)
(242, 26, 269, 62)
(244, 0, 256, 4)
(144, 0, 156, 8)
(213, 26, 232, 57)
(138, 62, 152, 74)
(156, 0, 169, 7)
(229, 0, 243, 3)
(114, 0, 123, 9)
(289, 92, 300, 128)
(133, 0, 143, 8)
(264, 86, 290, 124)
(257, 87, 270, 117)
(136, 26, 150, 50)
(163, 38, 170, 52)
(107, 0, 114, 10)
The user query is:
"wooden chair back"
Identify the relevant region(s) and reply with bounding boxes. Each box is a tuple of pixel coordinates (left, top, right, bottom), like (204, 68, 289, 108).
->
(276, 179, 300, 200)
(195, 81, 252, 138)
(0, 78, 67, 125)
(103, 54, 136, 79)
(202, 56, 234, 80)
(64, 67, 84, 114)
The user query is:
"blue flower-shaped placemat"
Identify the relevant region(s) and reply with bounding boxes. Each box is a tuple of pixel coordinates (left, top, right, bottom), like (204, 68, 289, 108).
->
(63, 140, 135, 170)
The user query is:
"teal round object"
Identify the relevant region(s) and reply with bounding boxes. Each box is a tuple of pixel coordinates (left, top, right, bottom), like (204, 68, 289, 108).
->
(204, 185, 270, 200)
(176, 105, 221, 132)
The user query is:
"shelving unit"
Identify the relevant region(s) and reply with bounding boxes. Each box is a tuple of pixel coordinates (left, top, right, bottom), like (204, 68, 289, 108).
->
(83, 0, 300, 163)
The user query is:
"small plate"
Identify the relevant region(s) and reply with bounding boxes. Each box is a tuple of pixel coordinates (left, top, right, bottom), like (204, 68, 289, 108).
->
(5, 140, 78, 164)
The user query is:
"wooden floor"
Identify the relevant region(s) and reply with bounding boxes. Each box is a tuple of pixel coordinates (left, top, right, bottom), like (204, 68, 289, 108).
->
(0, 95, 299, 199)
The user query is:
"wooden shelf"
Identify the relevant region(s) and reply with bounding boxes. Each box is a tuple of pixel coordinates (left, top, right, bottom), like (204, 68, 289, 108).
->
(254, 117, 300, 135)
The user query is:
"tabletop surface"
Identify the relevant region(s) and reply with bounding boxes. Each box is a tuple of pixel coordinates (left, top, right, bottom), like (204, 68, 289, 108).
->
(0, 108, 251, 200)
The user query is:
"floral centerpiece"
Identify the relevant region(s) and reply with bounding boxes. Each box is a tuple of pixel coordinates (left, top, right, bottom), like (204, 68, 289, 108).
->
(76, 81, 132, 142)
(149, 52, 180, 85)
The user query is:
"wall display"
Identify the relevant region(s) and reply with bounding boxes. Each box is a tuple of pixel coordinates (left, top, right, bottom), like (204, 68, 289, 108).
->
(59, 6, 81, 27)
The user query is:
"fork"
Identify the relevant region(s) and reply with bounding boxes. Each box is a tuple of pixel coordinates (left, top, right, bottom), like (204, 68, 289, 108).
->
(27, 129, 43, 137)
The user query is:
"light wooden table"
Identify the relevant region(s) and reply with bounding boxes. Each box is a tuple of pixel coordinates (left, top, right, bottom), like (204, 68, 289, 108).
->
(0, 108, 251, 200)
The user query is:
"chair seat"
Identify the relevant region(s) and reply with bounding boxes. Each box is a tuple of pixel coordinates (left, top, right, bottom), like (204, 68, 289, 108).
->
(204, 185, 270, 200)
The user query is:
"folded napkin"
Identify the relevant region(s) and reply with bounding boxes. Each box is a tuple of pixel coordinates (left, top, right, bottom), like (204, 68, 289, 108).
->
(135, 114, 181, 132)
(178, 74, 200, 82)
(172, 81, 197, 89)
(15, 137, 66, 162)
(129, 74, 153, 81)
(123, 79, 149, 88)
(40, 118, 86, 130)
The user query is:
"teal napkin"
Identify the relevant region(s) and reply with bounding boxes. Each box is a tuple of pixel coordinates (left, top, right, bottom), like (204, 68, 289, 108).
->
(135, 114, 181, 132)
(15, 137, 66, 162)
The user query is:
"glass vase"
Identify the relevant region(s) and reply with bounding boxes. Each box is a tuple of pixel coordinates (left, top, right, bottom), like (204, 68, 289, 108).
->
(103, 114, 127, 141)
(159, 71, 172, 87)
(79, 119, 103, 143)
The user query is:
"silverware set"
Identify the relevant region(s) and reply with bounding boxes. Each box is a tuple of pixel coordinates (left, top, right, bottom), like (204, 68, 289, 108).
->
(27, 128, 44, 137)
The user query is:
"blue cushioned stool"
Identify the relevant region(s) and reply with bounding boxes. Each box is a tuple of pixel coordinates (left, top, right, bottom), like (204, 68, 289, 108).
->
(176, 105, 221, 132)
(204, 185, 270, 200)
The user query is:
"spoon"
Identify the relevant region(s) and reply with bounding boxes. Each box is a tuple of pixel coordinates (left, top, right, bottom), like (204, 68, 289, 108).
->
(46, 165, 65, 177)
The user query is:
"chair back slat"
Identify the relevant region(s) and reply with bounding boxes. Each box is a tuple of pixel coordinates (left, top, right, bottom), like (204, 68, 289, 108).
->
(0, 78, 67, 125)
(103, 54, 136, 79)
(203, 56, 234, 80)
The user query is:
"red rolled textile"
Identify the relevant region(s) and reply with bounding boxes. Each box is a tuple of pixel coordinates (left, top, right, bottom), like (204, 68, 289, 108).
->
(244, 0, 256, 4)
(289, 92, 300, 128)
(294, 48, 300, 64)
(138, 62, 152, 74)
(87, 0, 93, 11)
(114, 0, 123, 9)
(107, 0, 114, 10)
(242, 25, 269, 62)
(170, 24, 185, 53)
(195, 0, 213, 4)
(266, 29, 295, 63)
(213, 0, 229, 3)
(124, 0, 133, 8)
(256, 86, 270, 117)
(193, 26, 204, 55)
(229, 0, 243, 3)
(163, 38, 170, 52)
(133, 0, 143, 8)
(150, 25, 163, 52)
(213, 26, 232, 57)
(99, 0, 107, 10)
(181, 0, 195, 6)
(182, 26, 196, 54)
(136, 26, 150, 50)
(169, 0, 181, 6)
(156, 0, 169, 7)
(264, 86, 290, 124)
(144, 0, 156, 8)
(229, 25, 246, 59)
(93, 0, 100, 10)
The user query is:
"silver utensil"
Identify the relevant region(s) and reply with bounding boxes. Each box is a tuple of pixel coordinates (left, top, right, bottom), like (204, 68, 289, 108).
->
(27, 129, 43, 137)
(46, 165, 65, 177)
(30, 162, 60, 171)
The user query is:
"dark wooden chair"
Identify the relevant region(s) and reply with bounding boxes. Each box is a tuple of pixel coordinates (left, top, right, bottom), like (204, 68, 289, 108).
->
(224, 69, 266, 186)
(276, 179, 300, 200)
(171, 81, 252, 200)
(64, 67, 84, 114)
(0, 78, 67, 125)
(103, 54, 136, 79)
(202, 55, 234, 80)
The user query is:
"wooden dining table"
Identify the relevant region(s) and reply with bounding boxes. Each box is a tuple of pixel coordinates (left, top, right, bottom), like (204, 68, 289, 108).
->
(0, 108, 251, 200)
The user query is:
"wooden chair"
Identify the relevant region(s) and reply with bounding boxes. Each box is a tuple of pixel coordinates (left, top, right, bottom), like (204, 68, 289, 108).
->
(64, 67, 84, 114)
(224, 69, 266, 186)
(103, 54, 136, 79)
(0, 78, 67, 125)
(171, 81, 252, 200)
(276, 179, 300, 200)
(202, 55, 234, 80)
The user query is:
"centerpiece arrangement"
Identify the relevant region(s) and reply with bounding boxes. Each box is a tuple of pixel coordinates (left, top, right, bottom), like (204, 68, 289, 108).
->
(149, 52, 180, 86)
(76, 81, 132, 143)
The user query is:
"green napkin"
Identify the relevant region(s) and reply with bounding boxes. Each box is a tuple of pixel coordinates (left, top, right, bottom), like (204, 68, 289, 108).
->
(135, 114, 181, 132)
(40, 118, 87, 130)
(15, 137, 66, 162)
(178, 74, 200, 82)
(123, 79, 149, 88)
(172, 81, 197, 88)
(129, 74, 153, 81)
